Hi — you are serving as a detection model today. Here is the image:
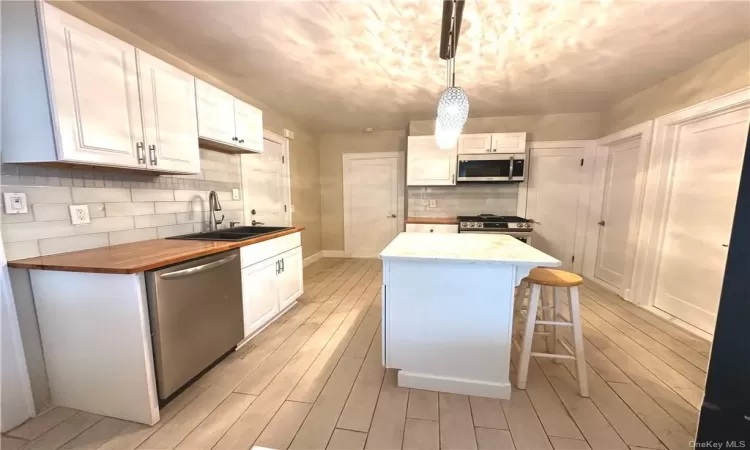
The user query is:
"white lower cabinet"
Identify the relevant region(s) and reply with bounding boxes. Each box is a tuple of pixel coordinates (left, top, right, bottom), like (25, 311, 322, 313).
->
(241, 257, 280, 338)
(405, 223, 458, 233)
(240, 240, 303, 341)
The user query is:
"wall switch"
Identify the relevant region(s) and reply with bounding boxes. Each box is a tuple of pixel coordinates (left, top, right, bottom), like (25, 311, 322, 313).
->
(3, 192, 28, 214)
(429, 200, 437, 208)
(232, 188, 240, 200)
(69, 205, 91, 225)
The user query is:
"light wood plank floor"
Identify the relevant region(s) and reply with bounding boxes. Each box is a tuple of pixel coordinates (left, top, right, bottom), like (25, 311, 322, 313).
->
(4, 258, 708, 450)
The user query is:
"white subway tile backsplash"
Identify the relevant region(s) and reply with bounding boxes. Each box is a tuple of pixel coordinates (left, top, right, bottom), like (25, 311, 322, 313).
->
(173, 189, 208, 202)
(1, 212, 34, 224)
(4, 241, 40, 260)
(134, 214, 177, 228)
(220, 200, 244, 211)
(87, 203, 107, 218)
(109, 228, 158, 246)
(32, 204, 70, 222)
(154, 201, 204, 214)
(104, 202, 155, 217)
(39, 233, 109, 256)
(131, 189, 174, 202)
(156, 224, 194, 239)
(73, 217, 134, 235)
(72, 187, 131, 203)
(1, 185, 72, 204)
(2, 220, 75, 242)
(176, 211, 208, 224)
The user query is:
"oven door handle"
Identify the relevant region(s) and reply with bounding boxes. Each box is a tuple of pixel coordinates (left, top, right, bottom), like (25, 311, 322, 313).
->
(508, 156, 514, 180)
(159, 254, 237, 280)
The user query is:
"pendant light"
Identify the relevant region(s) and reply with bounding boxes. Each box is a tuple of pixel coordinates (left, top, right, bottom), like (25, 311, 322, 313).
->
(436, 0, 468, 149)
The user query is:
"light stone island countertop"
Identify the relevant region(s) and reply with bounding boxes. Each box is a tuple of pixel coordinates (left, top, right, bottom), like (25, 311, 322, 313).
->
(380, 232, 561, 267)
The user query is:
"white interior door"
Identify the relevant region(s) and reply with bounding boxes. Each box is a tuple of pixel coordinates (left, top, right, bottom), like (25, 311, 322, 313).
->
(593, 137, 641, 290)
(526, 146, 585, 271)
(241, 135, 290, 227)
(344, 154, 401, 257)
(654, 107, 749, 332)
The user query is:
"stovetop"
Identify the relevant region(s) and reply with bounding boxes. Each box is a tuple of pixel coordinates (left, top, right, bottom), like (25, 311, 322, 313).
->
(457, 214, 531, 223)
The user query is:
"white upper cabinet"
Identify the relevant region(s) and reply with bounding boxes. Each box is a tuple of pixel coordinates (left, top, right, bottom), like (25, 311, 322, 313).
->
(1, 2, 201, 174)
(406, 136, 457, 186)
(195, 79, 236, 145)
(137, 50, 200, 173)
(42, 3, 143, 168)
(458, 134, 493, 154)
(195, 80, 263, 153)
(233, 100, 264, 152)
(458, 132, 527, 154)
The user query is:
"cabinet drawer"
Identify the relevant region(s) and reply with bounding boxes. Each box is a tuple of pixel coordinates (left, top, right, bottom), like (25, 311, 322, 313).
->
(240, 232, 301, 268)
(405, 223, 458, 233)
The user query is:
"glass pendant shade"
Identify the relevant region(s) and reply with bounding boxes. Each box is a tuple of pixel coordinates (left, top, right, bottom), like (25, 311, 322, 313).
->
(435, 86, 469, 149)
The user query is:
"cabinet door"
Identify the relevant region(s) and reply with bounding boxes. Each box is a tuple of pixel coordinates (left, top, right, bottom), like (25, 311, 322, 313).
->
(195, 79, 236, 146)
(277, 247, 303, 311)
(458, 134, 493, 154)
(241, 258, 280, 338)
(233, 99, 263, 152)
(492, 132, 527, 153)
(42, 4, 143, 168)
(406, 136, 457, 186)
(137, 50, 200, 174)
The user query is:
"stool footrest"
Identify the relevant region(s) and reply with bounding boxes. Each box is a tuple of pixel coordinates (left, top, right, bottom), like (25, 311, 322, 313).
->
(535, 320, 572, 327)
(532, 352, 576, 360)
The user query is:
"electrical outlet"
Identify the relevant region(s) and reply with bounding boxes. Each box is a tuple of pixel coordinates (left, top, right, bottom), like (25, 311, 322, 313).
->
(3, 192, 28, 214)
(69, 205, 91, 225)
(429, 200, 437, 208)
(232, 188, 240, 200)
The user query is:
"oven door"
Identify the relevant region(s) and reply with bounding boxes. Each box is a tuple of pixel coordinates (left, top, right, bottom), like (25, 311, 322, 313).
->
(459, 229, 532, 244)
(456, 153, 525, 182)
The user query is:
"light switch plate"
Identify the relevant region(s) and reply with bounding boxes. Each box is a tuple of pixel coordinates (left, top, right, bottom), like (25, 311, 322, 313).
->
(69, 204, 91, 225)
(232, 188, 240, 200)
(3, 192, 28, 214)
(429, 200, 437, 208)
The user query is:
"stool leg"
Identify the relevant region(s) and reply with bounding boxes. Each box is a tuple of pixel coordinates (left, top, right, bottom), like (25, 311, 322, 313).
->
(513, 281, 526, 341)
(568, 286, 589, 397)
(551, 287, 561, 361)
(517, 283, 541, 390)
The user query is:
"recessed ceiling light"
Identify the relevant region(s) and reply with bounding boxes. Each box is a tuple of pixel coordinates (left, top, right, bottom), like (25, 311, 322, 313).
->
(364, 127, 374, 132)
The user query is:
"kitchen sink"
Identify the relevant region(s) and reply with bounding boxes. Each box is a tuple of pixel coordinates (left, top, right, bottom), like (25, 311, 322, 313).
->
(166, 226, 292, 242)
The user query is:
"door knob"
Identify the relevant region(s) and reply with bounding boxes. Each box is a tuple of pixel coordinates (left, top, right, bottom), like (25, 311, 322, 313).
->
(388, 214, 396, 218)
(598, 220, 606, 226)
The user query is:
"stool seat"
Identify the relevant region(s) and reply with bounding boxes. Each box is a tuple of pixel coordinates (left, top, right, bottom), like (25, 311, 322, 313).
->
(523, 268, 583, 287)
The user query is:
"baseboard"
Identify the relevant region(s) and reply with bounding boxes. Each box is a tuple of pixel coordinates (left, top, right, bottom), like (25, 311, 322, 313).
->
(321, 250, 345, 258)
(303, 252, 323, 267)
(397, 371, 511, 400)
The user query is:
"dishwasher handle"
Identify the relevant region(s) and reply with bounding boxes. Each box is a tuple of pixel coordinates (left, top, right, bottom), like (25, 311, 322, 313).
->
(159, 254, 238, 280)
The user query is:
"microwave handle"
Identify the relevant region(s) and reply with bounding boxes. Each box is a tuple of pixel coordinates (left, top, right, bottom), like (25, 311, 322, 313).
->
(508, 156, 515, 180)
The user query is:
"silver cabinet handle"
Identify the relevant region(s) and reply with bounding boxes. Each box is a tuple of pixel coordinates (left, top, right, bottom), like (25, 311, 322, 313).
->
(276, 260, 280, 275)
(159, 254, 237, 280)
(137, 142, 146, 164)
(280, 258, 284, 272)
(722, 244, 729, 248)
(149, 145, 157, 165)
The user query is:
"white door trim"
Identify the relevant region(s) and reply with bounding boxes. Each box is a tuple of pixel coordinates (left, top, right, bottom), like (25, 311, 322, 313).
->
(630, 87, 750, 307)
(519, 140, 596, 273)
(342, 152, 405, 258)
(582, 121, 654, 301)
(242, 130, 292, 227)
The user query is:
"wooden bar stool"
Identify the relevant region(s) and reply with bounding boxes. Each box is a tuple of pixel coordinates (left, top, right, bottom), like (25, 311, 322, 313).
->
(513, 267, 588, 397)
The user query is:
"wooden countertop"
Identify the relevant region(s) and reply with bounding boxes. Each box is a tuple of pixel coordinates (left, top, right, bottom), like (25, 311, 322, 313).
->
(405, 217, 459, 225)
(7, 227, 305, 274)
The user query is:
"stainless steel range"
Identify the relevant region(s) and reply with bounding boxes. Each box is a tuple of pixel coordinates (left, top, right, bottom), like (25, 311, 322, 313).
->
(457, 214, 534, 244)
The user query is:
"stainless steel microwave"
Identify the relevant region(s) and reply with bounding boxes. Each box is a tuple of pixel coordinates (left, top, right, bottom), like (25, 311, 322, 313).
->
(456, 153, 525, 182)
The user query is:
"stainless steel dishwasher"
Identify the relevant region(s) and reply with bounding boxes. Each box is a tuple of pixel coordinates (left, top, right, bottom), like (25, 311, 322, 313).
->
(146, 249, 242, 400)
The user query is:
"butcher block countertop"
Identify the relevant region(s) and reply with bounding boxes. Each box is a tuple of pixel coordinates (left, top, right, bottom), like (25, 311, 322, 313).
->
(7, 227, 304, 274)
(405, 217, 458, 225)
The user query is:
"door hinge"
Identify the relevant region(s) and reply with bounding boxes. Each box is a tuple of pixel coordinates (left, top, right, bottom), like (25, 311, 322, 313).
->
(580, 158, 584, 166)
(282, 155, 285, 164)
(284, 205, 287, 212)
(572, 255, 575, 263)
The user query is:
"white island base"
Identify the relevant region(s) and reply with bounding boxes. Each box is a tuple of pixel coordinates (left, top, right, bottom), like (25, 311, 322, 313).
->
(380, 233, 559, 399)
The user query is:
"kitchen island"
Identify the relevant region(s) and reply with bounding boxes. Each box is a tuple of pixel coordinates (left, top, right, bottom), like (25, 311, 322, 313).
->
(380, 232, 560, 399)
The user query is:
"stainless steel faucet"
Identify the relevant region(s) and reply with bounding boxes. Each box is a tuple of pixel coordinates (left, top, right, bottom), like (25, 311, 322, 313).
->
(208, 191, 224, 231)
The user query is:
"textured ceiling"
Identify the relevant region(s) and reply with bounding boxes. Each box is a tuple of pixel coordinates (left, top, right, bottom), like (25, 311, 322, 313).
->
(78, 0, 750, 132)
